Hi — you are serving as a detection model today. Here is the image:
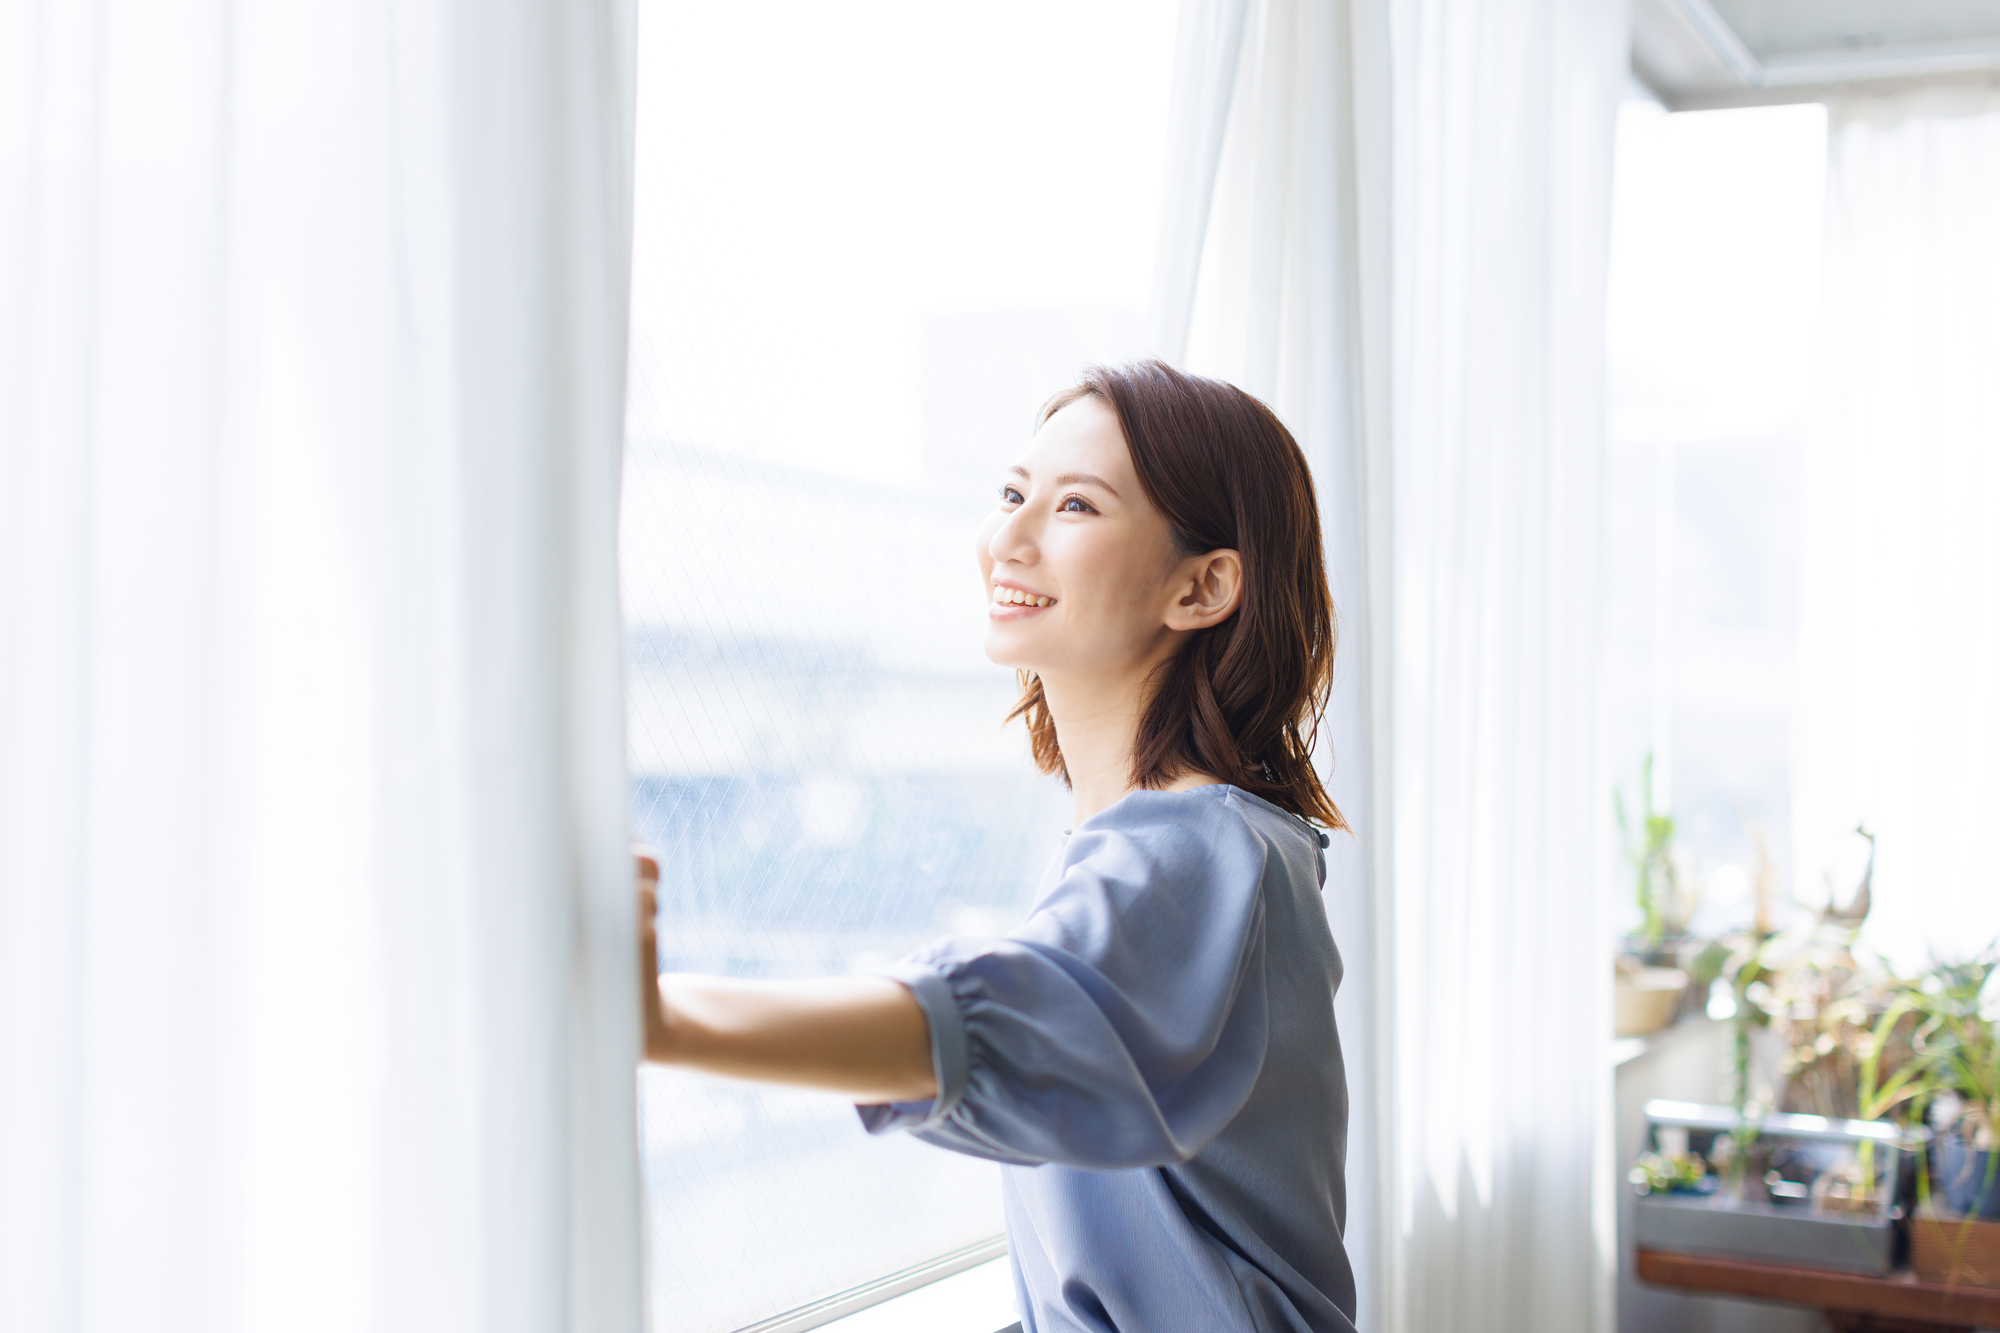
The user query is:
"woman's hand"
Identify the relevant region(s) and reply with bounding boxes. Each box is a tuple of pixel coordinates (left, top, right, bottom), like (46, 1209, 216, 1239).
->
(635, 847, 673, 1061)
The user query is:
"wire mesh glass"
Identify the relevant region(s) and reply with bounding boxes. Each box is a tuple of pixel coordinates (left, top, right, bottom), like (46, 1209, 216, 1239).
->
(624, 1, 1169, 1326)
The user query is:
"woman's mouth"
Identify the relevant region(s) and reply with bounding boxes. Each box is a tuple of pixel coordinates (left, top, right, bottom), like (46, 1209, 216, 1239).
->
(990, 583, 1056, 617)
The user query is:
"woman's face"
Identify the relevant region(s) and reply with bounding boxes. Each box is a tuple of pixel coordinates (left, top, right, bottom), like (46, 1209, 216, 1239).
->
(976, 396, 1211, 680)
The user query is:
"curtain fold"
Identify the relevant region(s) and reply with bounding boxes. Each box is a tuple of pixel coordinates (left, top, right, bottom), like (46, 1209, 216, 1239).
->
(1386, 2, 1624, 1329)
(1154, 0, 1624, 1327)
(0, 3, 642, 1330)
(1796, 86, 2000, 971)
(1150, 0, 1253, 366)
(1157, 0, 1386, 1316)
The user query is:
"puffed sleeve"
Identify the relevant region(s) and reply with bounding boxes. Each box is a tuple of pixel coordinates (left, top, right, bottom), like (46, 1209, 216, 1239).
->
(856, 791, 1272, 1169)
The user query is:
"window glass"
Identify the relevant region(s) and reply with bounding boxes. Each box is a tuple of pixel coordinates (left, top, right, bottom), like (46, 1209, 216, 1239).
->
(623, 4, 1174, 1328)
(1601, 101, 1827, 933)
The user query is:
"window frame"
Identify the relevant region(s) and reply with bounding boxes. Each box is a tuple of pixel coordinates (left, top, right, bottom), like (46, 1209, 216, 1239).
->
(734, 1237, 1008, 1333)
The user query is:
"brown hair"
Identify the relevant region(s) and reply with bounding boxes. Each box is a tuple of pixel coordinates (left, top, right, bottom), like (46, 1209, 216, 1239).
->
(1006, 359, 1347, 831)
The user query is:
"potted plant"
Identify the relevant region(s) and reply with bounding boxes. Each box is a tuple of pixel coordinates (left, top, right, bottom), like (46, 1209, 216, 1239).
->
(1850, 950, 2000, 1284)
(1917, 955, 2000, 1221)
(1614, 755, 1696, 1036)
(1615, 754, 1697, 962)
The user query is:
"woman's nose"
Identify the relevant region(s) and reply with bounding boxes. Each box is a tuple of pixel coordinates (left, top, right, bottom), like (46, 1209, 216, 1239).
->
(984, 506, 1038, 567)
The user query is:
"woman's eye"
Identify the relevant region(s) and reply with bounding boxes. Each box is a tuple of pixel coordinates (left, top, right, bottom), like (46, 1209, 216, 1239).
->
(1000, 485, 1024, 505)
(1059, 495, 1096, 514)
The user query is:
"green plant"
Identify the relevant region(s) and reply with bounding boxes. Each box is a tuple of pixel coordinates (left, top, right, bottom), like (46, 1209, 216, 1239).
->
(1728, 937, 1779, 1104)
(1629, 1151, 1712, 1195)
(1615, 754, 1686, 949)
(1853, 979, 1927, 1189)
(1857, 977, 1929, 1123)
(1714, 930, 1791, 1193)
(1853, 955, 1999, 1132)
(1920, 955, 2000, 1146)
(1851, 952, 2000, 1215)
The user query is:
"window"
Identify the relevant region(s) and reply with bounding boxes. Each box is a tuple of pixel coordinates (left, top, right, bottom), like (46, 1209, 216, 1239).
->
(622, 3, 1174, 1327)
(1602, 100, 1827, 933)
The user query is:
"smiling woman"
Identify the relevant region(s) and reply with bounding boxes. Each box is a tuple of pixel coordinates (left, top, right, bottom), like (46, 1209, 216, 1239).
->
(642, 360, 1359, 1333)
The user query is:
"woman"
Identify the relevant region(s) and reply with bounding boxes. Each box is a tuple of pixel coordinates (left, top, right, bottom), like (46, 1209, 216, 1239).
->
(637, 360, 1356, 1333)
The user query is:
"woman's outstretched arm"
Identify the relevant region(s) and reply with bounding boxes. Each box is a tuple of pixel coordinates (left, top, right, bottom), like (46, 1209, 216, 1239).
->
(637, 855, 937, 1104)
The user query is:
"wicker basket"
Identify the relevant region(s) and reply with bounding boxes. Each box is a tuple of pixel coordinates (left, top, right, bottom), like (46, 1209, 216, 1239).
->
(1909, 1208, 2000, 1287)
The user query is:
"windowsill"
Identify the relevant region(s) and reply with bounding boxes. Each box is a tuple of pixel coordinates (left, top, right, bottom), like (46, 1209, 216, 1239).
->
(1612, 1012, 1718, 1069)
(815, 1256, 1016, 1333)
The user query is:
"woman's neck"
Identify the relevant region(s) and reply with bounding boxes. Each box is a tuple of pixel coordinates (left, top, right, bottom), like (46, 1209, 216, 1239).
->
(1040, 665, 1224, 826)
(1040, 670, 1143, 826)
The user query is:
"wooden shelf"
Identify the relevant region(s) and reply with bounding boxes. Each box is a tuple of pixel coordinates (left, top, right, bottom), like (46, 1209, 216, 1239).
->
(1637, 1248, 2000, 1327)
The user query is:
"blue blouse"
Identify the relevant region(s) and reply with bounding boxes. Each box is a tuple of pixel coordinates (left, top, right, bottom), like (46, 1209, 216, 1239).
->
(859, 785, 1356, 1333)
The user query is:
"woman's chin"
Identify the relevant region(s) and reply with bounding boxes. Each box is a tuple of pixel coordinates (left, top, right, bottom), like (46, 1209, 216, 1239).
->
(982, 627, 1038, 671)
(983, 643, 1029, 669)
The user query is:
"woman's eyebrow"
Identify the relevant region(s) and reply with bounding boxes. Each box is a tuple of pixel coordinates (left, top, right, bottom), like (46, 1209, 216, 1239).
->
(1010, 465, 1121, 499)
(1055, 472, 1119, 497)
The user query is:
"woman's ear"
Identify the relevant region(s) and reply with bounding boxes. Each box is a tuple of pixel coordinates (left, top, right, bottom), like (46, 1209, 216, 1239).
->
(1165, 549, 1243, 631)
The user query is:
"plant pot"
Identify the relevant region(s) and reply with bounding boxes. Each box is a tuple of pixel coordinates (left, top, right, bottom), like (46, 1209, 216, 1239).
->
(1909, 1206, 2000, 1287)
(1934, 1135, 2000, 1221)
(1616, 967, 1688, 1038)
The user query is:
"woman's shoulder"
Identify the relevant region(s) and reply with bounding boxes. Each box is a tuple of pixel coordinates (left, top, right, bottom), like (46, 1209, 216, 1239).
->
(1086, 782, 1320, 839)
(1069, 784, 1323, 877)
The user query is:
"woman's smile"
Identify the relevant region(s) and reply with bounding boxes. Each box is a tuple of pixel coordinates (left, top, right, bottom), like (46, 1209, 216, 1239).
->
(990, 578, 1057, 618)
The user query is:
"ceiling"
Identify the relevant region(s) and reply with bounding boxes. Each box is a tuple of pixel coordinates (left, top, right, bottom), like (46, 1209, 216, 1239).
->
(1632, 0, 2000, 109)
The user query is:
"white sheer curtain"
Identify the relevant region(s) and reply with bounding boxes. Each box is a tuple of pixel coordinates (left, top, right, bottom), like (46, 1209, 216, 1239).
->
(1385, 2, 1623, 1329)
(1155, 0, 1624, 1328)
(0, 4, 642, 1331)
(1154, 0, 1388, 1316)
(1797, 86, 2000, 971)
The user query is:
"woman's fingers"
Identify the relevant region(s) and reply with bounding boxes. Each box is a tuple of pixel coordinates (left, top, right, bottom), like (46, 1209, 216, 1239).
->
(636, 867, 659, 962)
(634, 846, 673, 1062)
(635, 851, 661, 961)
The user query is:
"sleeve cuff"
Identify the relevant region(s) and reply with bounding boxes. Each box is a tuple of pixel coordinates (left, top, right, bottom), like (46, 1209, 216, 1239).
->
(854, 958, 969, 1135)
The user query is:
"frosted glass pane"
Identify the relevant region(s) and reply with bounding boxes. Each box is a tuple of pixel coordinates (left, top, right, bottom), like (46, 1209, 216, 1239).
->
(625, 2, 1171, 1328)
(625, 450, 1067, 1327)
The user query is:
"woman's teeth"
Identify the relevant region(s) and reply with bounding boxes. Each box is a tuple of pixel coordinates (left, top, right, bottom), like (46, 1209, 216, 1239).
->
(993, 587, 1053, 607)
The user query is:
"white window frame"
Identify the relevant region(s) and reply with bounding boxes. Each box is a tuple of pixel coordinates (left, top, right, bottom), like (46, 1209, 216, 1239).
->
(736, 1237, 1010, 1333)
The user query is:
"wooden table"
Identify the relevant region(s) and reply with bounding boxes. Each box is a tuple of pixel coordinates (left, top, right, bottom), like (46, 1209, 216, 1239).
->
(1638, 1248, 2000, 1332)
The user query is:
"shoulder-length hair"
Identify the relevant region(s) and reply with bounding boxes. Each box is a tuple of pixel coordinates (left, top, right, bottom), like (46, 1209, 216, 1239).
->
(1007, 359, 1347, 831)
